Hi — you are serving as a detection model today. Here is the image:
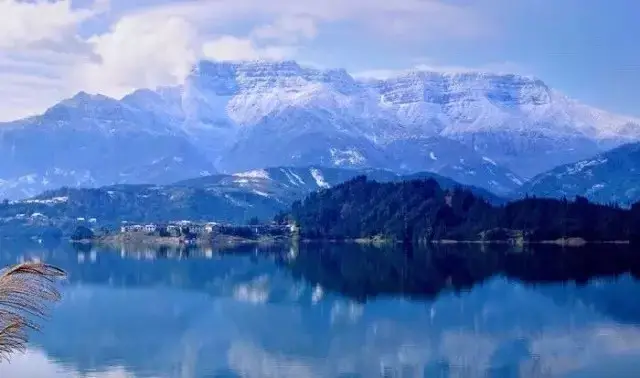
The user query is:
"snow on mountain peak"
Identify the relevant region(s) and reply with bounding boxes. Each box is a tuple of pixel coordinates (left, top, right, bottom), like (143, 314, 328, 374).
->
(2, 59, 640, 200)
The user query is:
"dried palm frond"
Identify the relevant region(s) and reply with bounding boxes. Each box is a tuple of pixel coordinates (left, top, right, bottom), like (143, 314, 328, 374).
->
(0, 262, 66, 361)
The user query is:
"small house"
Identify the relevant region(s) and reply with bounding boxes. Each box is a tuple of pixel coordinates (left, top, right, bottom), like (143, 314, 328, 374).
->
(190, 224, 204, 234)
(204, 222, 220, 233)
(144, 224, 157, 233)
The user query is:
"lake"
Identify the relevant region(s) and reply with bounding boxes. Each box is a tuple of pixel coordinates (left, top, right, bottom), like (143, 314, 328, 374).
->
(1, 240, 640, 377)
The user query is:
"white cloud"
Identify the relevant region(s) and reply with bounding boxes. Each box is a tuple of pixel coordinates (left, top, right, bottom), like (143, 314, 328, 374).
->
(0, 0, 494, 121)
(202, 36, 294, 61)
(69, 0, 486, 96)
(0, 56, 74, 121)
(0, 0, 105, 49)
(76, 14, 200, 98)
(0, 1, 107, 121)
(129, 0, 488, 41)
(252, 15, 318, 44)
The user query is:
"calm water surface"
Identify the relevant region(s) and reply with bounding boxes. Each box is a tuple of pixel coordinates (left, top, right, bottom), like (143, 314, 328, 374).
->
(1, 240, 640, 377)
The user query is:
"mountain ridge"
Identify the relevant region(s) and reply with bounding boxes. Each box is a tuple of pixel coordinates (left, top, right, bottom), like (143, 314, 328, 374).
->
(518, 142, 640, 206)
(1, 59, 638, 200)
(0, 166, 504, 233)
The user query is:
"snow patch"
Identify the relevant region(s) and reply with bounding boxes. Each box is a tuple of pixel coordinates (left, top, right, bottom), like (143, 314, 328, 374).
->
(566, 158, 608, 175)
(233, 169, 270, 179)
(507, 173, 523, 186)
(587, 183, 606, 194)
(288, 170, 306, 186)
(329, 148, 365, 166)
(224, 194, 250, 207)
(22, 196, 68, 205)
(252, 190, 270, 197)
(281, 168, 305, 186)
(310, 168, 330, 188)
(281, 169, 298, 186)
(482, 156, 497, 166)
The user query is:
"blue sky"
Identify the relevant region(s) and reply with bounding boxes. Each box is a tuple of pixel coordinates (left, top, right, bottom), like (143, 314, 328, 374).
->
(0, 0, 637, 121)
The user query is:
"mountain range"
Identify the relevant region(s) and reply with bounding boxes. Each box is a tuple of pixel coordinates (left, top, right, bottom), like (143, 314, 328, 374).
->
(0, 60, 639, 200)
(520, 142, 640, 205)
(0, 166, 502, 229)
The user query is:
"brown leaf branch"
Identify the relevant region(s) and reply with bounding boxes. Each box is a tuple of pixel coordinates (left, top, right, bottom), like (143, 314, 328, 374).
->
(0, 262, 66, 361)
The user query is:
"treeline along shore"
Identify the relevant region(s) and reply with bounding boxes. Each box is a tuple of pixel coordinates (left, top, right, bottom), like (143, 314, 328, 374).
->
(13, 175, 640, 247)
(284, 176, 640, 244)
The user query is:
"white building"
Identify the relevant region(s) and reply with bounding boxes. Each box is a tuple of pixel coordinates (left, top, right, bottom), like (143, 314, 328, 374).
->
(189, 224, 204, 234)
(143, 224, 157, 233)
(204, 222, 219, 233)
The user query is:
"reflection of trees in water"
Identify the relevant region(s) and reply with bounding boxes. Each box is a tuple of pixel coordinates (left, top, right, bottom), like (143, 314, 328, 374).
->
(3, 240, 640, 304)
(279, 243, 640, 302)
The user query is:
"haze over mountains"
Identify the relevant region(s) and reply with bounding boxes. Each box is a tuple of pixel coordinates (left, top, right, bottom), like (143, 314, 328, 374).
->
(0, 60, 639, 201)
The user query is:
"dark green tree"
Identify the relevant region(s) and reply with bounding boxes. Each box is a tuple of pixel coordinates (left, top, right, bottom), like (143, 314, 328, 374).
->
(70, 226, 94, 241)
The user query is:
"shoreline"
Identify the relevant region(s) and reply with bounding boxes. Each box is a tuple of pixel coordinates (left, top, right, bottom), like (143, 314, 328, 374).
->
(70, 233, 633, 249)
(298, 237, 632, 247)
(73, 233, 292, 249)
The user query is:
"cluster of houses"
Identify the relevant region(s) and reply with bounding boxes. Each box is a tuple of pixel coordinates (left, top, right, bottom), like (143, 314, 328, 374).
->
(13, 213, 98, 224)
(120, 220, 216, 235)
(120, 220, 297, 237)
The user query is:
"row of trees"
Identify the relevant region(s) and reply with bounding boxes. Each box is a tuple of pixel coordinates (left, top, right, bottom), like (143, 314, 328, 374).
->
(289, 176, 640, 243)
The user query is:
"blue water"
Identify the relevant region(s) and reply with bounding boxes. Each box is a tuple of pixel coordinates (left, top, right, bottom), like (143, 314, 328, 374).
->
(1, 240, 640, 377)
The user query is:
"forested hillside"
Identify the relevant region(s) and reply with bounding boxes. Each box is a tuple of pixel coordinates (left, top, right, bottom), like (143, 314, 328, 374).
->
(290, 176, 640, 243)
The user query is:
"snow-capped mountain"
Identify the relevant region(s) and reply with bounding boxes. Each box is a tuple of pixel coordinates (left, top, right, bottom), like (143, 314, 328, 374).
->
(0, 92, 215, 199)
(1, 60, 638, 200)
(124, 60, 640, 181)
(518, 142, 640, 206)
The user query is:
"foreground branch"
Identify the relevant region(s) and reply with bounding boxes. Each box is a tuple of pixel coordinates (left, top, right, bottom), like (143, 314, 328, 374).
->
(0, 262, 66, 361)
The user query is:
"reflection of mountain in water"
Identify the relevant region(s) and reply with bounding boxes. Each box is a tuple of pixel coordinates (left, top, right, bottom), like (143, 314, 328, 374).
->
(1, 242, 640, 377)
